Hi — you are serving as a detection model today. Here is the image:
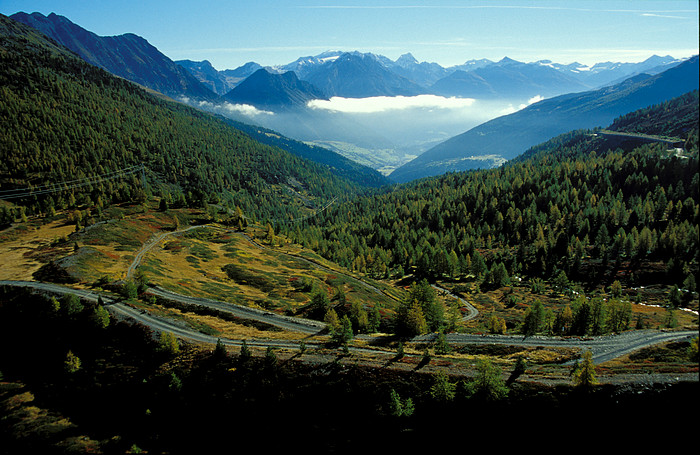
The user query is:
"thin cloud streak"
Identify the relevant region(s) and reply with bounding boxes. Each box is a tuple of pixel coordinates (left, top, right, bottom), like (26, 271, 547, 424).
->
(641, 13, 688, 19)
(299, 5, 696, 14)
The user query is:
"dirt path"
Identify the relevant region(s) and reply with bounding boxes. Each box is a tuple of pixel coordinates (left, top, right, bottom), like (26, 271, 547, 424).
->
(124, 225, 206, 279)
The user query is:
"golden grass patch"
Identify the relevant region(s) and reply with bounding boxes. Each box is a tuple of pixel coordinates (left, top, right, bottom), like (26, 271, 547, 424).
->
(142, 303, 310, 342)
(0, 221, 75, 281)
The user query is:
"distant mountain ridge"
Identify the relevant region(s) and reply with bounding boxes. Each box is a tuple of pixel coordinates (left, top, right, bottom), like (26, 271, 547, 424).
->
(304, 52, 426, 98)
(10, 12, 218, 102)
(181, 50, 685, 103)
(431, 56, 591, 99)
(389, 55, 699, 183)
(222, 69, 327, 110)
(11, 11, 687, 107)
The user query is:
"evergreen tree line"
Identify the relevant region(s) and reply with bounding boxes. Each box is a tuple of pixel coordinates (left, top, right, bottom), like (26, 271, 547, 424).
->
(284, 96, 699, 292)
(608, 90, 699, 140)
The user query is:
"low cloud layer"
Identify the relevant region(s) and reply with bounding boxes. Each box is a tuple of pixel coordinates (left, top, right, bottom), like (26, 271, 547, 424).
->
(184, 93, 543, 170)
(499, 94, 545, 115)
(307, 94, 476, 113)
(181, 97, 275, 117)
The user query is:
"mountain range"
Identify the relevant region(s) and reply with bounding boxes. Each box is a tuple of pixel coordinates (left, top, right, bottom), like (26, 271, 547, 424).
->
(182, 46, 683, 102)
(182, 49, 683, 103)
(9, 11, 697, 185)
(10, 11, 687, 108)
(12, 11, 688, 107)
(10, 12, 219, 102)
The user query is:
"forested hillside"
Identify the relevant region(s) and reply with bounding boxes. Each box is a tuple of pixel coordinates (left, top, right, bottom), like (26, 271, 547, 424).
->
(287, 92, 699, 294)
(0, 14, 370, 223)
(608, 90, 699, 140)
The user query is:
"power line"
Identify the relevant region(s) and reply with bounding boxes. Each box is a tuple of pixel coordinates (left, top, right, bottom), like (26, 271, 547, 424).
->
(0, 164, 145, 200)
(270, 196, 338, 224)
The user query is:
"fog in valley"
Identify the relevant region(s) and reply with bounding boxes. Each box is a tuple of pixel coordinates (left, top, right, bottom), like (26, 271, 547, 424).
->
(194, 94, 542, 175)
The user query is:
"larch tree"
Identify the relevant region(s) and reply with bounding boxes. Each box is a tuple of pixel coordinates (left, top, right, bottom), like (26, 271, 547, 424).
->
(571, 350, 597, 389)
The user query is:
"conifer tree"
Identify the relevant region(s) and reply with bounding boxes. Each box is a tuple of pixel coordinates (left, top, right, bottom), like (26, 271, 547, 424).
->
(324, 308, 340, 334)
(64, 350, 81, 374)
(388, 389, 415, 417)
(571, 350, 597, 389)
(92, 304, 110, 329)
(430, 371, 456, 402)
(158, 331, 180, 355)
(523, 300, 544, 336)
(465, 358, 509, 401)
(434, 331, 451, 355)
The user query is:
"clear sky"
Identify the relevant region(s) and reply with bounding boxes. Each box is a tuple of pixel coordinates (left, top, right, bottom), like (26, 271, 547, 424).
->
(1, 0, 698, 70)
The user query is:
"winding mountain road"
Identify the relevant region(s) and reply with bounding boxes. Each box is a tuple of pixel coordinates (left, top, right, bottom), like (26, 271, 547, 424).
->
(2, 223, 696, 367)
(431, 283, 479, 321)
(413, 329, 697, 364)
(1, 279, 696, 365)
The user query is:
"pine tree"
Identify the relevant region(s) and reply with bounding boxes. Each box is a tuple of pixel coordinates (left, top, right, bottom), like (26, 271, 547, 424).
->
(213, 338, 227, 360)
(62, 293, 84, 317)
(92, 304, 110, 329)
(404, 302, 428, 336)
(434, 331, 451, 355)
(158, 331, 180, 355)
(332, 315, 354, 345)
(239, 340, 251, 362)
(265, 346, 278, 370)
(610, 280, 622, 297)
(266, 223, 275, 245)
(465, 358, 509, 401)
(324, 308, 340, 334)
(64, 350, 81, 374)
(388, 389, 414, 417)
(430, 371, 456, 402)
(523, 300, 544, 336)
(571, 350, 597, 388)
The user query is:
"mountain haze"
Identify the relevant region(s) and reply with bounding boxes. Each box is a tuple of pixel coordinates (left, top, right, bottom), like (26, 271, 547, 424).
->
(390, 55, 699, 183)
(175, 59, 237, 95)
(431, 57, 591, 100)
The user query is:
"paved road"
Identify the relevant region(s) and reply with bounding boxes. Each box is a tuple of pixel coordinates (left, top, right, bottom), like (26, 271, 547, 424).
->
(146, 286, 325, 335)
(431, 284, 479, 321)
(2, 280, 696, 364)
(598, 130, 684, 147)
(413, 329, 698, 364)
(0, 279, 322, 349)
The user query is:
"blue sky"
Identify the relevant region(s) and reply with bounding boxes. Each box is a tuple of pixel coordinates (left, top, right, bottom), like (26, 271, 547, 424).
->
(2, 0, 698, 70)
